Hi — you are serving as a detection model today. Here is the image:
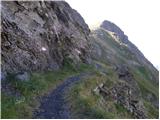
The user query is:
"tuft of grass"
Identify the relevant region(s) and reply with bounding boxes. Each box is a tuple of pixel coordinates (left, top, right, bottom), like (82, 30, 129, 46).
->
(68, 83, 114, 119)
(114, 103, 128, 113)
(137, 66, 153, 82)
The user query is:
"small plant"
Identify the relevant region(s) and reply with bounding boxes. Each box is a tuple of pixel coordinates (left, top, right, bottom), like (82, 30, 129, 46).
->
(114, 103, 127, 113)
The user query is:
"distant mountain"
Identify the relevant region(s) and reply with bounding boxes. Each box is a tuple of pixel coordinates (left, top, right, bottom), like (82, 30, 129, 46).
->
(101, 20, 158, 76)
(92, 20, 158, 83)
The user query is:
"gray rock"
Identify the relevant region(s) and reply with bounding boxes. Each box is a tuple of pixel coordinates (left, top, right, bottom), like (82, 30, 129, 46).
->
(1, 72, 7, 81)
(96, 80, 147, 118)
(15, 72, 30, 81)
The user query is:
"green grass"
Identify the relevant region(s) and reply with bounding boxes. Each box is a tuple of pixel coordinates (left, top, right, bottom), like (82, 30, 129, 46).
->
(1, 93, 34, 118)
(67, 68, 133, 119)
(114, 103, 129, 113)
(130, 67, 159, 119)
(137, 66, 152, 81)
(131, 67, 159, 99)
(67, 60, 158, 119)
(1, 60, 93, 119)
(143, 101, 159, 119)
(68, 75, 114, 118)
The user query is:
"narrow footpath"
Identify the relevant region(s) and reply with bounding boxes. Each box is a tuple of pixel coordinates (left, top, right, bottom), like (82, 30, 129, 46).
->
(33, 72, 91, 119)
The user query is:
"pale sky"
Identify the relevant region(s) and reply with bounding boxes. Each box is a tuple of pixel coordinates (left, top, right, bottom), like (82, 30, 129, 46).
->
(66, 0, 160, 70)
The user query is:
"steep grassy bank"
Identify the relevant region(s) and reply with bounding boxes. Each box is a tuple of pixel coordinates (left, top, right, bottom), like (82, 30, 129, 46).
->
(130, 67, 159, 118)
(67, 63, 133, 118)
(67, 61, 159, 119)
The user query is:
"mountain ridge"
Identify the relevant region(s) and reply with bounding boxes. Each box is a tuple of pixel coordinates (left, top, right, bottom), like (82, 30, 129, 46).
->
(100, 20, 158, 83)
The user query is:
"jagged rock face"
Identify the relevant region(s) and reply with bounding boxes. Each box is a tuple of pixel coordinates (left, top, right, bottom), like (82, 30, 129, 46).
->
(100, 20, 144, 62)
(1, 1, 90, 76)
(100, 20, 128, 43)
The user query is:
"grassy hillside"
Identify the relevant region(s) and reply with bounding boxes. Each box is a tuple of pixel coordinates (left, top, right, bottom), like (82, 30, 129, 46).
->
(1, 60, 93, 118)
(67, 63, 133, 118)
(67, 60, 158, 118)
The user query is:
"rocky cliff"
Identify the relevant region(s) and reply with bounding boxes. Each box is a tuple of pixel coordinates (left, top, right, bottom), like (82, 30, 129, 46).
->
(1, 1, 90, 79)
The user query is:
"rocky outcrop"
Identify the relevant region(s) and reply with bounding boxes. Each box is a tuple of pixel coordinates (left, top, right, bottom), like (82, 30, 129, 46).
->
(100, 20, 128, 43)
(1, 1, 90, 78)
(94, 65, 146, 118)
(15, 72, 30, 81)
(99, 82, 146, 118)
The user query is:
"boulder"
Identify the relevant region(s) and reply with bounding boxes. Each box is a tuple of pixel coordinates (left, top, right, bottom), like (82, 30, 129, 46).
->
(15, 72, 30, 81)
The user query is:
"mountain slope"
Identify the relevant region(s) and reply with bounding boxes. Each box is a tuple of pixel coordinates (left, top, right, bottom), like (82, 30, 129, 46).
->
(100, 20, 158, 82)
(87, 20, 159, 118)
(1, 1, 159, 119)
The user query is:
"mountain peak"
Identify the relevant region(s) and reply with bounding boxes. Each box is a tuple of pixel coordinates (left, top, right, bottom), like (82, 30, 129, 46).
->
(100, 20, 122, 32)
(100, 20, 128, 42)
